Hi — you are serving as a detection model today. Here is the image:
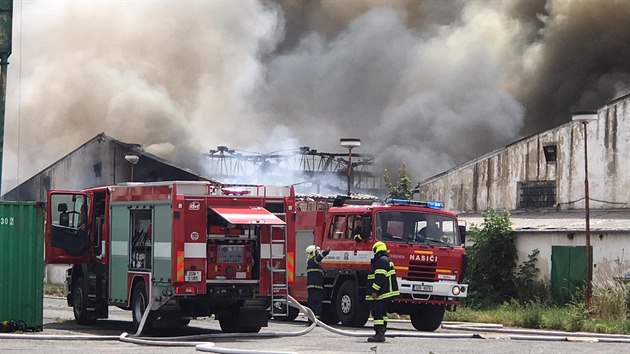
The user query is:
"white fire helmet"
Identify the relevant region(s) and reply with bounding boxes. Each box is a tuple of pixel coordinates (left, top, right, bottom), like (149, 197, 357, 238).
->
(305, 245, 319, 258)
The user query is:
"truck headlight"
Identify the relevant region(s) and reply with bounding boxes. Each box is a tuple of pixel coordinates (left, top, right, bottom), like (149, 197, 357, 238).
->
(452, 286, 461, 295)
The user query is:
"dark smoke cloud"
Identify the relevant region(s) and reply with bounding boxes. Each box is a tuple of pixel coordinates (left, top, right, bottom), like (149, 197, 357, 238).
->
(4, 0, 630, 193)
(515, 0, 630, 133)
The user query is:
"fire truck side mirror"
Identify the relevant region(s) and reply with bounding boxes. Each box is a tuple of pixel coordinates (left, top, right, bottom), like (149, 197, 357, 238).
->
(458, 225, 467, 245)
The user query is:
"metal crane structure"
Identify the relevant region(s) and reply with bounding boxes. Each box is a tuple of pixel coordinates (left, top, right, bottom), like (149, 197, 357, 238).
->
(205, 146, 384, 195)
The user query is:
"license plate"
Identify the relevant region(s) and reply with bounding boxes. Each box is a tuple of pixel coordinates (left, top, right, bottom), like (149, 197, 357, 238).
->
(413, 284, 433, 292)
(185, 271, 202, 282)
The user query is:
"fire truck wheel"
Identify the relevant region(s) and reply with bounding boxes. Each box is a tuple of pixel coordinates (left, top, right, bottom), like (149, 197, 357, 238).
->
(73, 277, 96, 325)
(410, 304, 445, 331)
(131, 281, 154, 331)
(219, 312, 262, 333)
(320, 304, 339, 325)
(336, 280, 370, 327)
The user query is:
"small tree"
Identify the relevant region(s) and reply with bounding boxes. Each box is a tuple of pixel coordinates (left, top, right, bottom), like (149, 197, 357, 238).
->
(514, 249, 552, 305)
(465, 209, 517, 308)
(383, 162, 414, 199)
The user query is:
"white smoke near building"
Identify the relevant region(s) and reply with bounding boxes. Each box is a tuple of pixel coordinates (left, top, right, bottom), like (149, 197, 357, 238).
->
(4, 0, 630, 193)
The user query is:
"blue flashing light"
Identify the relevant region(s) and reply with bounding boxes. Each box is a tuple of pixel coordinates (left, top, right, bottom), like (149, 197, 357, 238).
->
(426, 201, 444, 209)
(384, 198, 444, 209)
(387, 198, 410, 205)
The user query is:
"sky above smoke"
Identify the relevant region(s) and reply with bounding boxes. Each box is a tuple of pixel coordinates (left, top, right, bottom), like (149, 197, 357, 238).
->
(4, 0, 630, 193)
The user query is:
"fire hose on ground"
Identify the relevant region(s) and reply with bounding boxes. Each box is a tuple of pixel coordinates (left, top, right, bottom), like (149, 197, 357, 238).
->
(119, 295, 474, 352)
(4, 295, 630, 353)
(1, 295, 472, 353)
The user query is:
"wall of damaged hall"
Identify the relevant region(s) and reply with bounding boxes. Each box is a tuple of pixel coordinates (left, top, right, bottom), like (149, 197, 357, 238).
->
(3, 137, 133, 202)
(417, 94, 630, 214)
(515, 230, 630, 284)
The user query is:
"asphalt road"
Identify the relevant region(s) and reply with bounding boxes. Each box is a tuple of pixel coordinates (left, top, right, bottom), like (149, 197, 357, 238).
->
(2, 296, 630, 354)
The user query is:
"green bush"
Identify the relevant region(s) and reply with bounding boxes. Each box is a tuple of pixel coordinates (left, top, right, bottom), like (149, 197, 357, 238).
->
(514, 249, 553, 305)
(464, 209, 516, 308)
(565, 300, 589, 331)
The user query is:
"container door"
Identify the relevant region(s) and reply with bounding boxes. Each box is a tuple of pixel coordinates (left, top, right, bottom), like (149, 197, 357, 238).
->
(0, 201, 45, 330)
(45, 192, 90, 264)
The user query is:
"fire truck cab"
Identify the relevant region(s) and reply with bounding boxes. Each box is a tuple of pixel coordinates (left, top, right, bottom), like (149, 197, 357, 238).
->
(45, 181, 295, 333)
(291, 197, 467, 331)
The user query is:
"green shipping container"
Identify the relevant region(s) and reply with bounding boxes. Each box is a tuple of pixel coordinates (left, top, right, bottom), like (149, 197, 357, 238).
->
(0, 201, 44, 330)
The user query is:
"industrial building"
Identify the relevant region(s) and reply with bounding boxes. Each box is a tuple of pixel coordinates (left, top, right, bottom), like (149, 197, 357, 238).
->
(3, 134, 383, 202)
(417, 93, 630, 293)
(3, 133, 215, 202)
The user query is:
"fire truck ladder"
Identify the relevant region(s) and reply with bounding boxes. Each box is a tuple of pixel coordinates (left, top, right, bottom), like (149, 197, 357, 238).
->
(269, 221, 289, 317)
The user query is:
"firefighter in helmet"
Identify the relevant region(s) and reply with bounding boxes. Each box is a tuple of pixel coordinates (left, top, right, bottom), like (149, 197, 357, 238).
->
(366, 241, 399, 342)
(305, 245, 330, 323)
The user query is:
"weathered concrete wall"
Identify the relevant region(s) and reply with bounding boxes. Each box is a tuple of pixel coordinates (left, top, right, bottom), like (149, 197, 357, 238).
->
(418, 95, 630, 213)
(45, 264, 70, 284)
(514, 231, 630, 286)
(4, 137, 131, 202)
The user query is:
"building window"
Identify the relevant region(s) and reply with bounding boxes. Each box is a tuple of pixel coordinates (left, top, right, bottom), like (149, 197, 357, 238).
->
(518, 181, 556, 208)
(43, 176, 51, 190)
(543, 145, 557, 163)
(93, 162, 102, 178)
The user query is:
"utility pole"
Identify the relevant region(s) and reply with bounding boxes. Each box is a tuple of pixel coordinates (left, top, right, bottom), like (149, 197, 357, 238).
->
(572, 111, 598, 310)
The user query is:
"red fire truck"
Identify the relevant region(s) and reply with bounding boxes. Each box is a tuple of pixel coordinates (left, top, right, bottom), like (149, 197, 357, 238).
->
(44, 181, 295, 333)
(285, 196, 467, 331)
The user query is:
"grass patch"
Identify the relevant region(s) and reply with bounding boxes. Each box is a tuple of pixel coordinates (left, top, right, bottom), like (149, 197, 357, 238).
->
(445, 282, 630, 334)
(44, 283, 65, 297)
(446, 300, 630, 334)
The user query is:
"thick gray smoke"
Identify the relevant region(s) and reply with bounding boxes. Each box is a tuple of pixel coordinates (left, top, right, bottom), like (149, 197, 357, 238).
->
(4, 0, 630, 193)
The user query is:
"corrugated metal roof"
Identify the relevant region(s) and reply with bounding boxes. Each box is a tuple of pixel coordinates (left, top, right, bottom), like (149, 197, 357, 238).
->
(296, 193, 378, 201)
(458, 209, 630, 232)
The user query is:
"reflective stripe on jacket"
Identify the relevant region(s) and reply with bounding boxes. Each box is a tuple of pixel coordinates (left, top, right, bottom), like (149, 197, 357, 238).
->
(366, 252, 399, 301)
(307, 252, 326, 289)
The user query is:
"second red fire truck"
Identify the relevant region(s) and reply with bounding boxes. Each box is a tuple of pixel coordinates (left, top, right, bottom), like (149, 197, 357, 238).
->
(283, 196, 468, 331)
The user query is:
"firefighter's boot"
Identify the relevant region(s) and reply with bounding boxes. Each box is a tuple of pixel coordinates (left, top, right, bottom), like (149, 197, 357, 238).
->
(367, 329, 386, 342)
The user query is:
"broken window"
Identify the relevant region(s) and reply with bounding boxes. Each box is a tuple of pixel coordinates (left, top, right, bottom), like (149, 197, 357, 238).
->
(543, 145, 557, 163)
(518, 181, 556, 208)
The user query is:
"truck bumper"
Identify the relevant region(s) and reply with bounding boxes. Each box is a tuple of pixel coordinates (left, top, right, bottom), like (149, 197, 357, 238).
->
(397, 277, 468, 300)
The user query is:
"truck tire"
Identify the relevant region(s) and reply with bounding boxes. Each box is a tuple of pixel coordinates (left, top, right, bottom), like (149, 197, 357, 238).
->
(410, 304, 445, 331)
(335, 280, 369, 327)
(73, 278, 96, 325)
(131, 281, 153, 332)
(320, 304, 339, 325)
(219, 310, 262, 333)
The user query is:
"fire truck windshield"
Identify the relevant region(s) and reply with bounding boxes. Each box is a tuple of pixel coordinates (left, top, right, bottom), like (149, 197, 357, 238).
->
(374, 211, 460, 246)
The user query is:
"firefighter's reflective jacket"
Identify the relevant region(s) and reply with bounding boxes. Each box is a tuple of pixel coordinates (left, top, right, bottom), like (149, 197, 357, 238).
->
(307, 250, 329, 289)
(366, 252, 400, 300)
